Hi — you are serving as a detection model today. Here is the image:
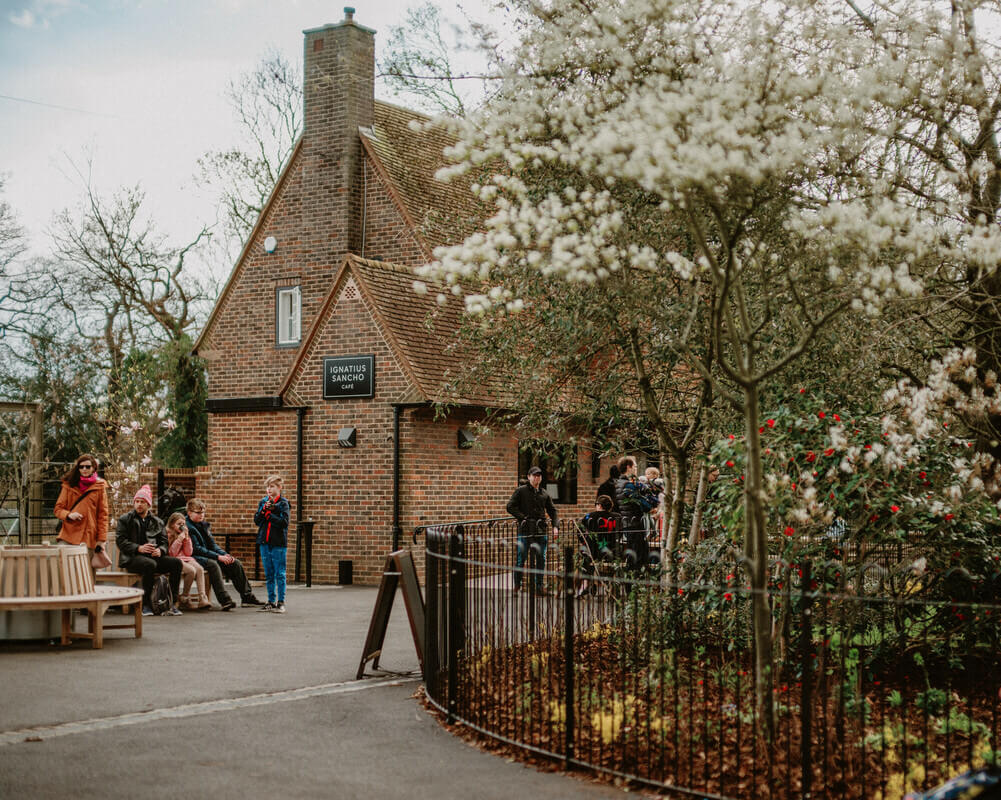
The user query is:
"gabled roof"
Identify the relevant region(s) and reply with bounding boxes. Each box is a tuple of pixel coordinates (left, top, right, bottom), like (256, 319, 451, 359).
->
(195, 102, 488, 356)
(362, 101, 487, 256)
(279, 254, 501, 406)
(193, 137, 304, 354)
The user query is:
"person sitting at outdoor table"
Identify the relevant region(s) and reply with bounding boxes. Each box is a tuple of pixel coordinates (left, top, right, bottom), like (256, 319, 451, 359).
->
(185, 498, 263, 610)
(166, 512, 210, 610)
(576, 494, 620, 596)
(117, 484, 183, 616)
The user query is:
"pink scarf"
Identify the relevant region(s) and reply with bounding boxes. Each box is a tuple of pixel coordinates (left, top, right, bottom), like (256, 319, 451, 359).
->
(78, 474, 97, 489)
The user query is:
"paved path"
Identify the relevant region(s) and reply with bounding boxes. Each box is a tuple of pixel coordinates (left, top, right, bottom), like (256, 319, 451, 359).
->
(0, 584, 626, 799)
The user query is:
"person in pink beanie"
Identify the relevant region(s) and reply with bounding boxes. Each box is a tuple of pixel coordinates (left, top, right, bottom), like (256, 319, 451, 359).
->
(116, 484, 184, 616)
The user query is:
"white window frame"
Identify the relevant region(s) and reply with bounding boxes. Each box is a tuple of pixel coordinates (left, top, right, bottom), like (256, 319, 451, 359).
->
(276, 285, 301, 347)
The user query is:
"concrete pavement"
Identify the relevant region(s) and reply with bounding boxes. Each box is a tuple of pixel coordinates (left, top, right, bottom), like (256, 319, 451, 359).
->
(0, 583, 627, 799)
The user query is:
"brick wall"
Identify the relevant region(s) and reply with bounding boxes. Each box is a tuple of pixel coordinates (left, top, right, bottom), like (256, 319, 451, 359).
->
(200, 16, 376, 399)
(195, 13, 615, 585)
(197, 412, 299, 568)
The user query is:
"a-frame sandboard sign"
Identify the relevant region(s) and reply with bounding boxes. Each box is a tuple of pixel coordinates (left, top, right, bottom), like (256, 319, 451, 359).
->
(356, 549, 425, 679)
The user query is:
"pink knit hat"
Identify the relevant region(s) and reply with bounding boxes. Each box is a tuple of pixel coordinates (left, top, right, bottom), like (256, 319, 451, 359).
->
(133, 485, 153, 506)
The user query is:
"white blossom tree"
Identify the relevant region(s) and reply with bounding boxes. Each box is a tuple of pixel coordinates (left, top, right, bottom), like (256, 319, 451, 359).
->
(418, 0, 1001, 729)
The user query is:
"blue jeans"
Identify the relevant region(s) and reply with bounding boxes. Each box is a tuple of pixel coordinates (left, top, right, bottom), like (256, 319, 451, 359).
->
(260, 545, 287, 603)
(515, 532, 547, 590)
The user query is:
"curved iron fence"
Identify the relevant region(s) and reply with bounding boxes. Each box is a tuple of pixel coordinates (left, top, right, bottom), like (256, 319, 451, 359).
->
(418, 523, 1001, 800)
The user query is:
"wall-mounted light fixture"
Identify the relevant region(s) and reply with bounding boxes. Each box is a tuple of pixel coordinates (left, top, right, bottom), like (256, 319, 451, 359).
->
(457, 428, 475, 449)
(338, 426, 357, 448)
(264, 235, 278, 254)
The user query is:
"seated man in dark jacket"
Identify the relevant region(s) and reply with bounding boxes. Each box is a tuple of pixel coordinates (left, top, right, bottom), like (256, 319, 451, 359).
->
(116, 484, 183, 616)
(184, 497, 262, 610)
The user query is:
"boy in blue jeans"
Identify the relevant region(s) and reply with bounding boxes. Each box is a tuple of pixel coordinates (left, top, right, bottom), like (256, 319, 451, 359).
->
(254, 475, 290, 613)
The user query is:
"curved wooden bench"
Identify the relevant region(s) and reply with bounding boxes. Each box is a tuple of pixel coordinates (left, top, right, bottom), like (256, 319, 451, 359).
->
(0, 545, 144, 649)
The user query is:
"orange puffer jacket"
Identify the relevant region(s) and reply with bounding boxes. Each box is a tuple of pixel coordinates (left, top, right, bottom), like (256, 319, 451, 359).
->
(54, 478, 110, 549)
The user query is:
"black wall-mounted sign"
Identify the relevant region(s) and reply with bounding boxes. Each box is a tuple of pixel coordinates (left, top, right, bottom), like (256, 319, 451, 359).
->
(323, 355, 374, 399)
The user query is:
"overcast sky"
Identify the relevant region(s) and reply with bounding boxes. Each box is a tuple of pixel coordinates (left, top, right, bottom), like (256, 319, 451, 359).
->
(0, 0, 492, 274)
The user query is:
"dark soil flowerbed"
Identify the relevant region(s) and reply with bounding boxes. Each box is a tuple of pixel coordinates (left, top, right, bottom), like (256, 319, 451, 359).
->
(425, 633, 1001, 800)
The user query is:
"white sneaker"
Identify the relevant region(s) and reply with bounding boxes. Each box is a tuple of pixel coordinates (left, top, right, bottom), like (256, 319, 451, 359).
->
(273, 602, 286, 614)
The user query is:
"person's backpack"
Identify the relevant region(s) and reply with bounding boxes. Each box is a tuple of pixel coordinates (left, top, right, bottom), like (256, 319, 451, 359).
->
(150, 574, 172, 615)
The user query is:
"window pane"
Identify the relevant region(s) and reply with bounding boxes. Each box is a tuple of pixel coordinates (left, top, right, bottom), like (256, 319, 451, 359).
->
(277, 287, 301, 345)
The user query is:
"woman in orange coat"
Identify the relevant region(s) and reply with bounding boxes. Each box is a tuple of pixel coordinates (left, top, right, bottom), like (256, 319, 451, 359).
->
(54, 454, 110, 563)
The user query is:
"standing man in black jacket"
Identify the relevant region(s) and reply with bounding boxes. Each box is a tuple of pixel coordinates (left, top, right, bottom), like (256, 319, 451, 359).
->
(506, 466, 559, 595)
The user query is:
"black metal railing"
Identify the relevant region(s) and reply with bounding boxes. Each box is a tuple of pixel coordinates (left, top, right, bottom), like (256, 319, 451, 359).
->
(420, 525, 1001, 799)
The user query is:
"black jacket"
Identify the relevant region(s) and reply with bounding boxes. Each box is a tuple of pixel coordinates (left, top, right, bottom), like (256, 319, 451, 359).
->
(254, 495, 290, 548)
(116, 509, 167, 565)
(185, 517, 227, 565)
(506, 483, 558, 534)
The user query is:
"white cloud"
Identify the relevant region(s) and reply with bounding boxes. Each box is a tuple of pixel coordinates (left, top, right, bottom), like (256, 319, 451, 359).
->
(9, 10, 39, 28)
(9, 0, 82, 29)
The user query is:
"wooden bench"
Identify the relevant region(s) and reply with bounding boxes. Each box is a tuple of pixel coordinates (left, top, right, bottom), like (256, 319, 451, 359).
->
(0, 544, 144, 649)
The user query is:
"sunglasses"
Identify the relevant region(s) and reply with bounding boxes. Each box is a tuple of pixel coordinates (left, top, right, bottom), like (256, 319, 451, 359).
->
(79, 464, 95, 471)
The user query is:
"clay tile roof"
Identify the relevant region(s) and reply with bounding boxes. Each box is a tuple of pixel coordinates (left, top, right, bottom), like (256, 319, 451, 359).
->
(361, 101, 487, 254)
(348, 254, 503, 406)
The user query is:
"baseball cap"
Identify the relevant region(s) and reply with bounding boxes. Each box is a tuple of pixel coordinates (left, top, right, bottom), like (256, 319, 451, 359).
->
(528, 466, 543, 476)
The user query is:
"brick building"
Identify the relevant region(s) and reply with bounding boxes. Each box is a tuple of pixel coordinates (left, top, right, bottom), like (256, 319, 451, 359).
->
(193, 9, 606, 584)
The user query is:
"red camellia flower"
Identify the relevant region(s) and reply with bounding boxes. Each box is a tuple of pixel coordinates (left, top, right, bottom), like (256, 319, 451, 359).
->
(945, 513, 955, 521)
(791, 482, 797, 490)
(833, 414, 841, 421)
(767, 419, 776, 428)
(818, 411, 826, 419)
(919, 471, 926, 479)
(890, 505, 900, 513)
(784, 526, 795, 536)
(806, 451, 816, 462)
(799, 388, 806, 394)
(824, 448, 834, 456)
(759, 426, 764, 433)
(723, 592, 733, 601)
(725, 460, 735, 468)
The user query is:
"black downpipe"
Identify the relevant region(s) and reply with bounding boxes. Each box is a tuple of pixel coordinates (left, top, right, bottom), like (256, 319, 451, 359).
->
(297, 406, 305, 525)
(392, 404, 402, 551)
(294, 406, 307, 582)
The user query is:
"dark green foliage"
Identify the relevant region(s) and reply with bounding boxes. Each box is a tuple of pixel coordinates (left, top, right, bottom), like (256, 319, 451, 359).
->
(153, 335, 207, 467)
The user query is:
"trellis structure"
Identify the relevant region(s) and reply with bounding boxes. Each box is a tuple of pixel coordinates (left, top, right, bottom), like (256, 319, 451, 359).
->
(0, 402, 42, 544)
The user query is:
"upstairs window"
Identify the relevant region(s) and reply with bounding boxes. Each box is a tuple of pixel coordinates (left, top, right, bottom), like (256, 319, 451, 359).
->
(518, 442, 578, 505)
(276, 286, 301, 346)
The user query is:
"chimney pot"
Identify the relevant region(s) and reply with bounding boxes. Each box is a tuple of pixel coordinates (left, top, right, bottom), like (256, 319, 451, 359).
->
(344, 7, 355, 22)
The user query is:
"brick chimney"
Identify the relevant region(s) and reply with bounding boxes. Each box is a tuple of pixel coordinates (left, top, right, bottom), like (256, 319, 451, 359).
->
(302, 7, 375, 259)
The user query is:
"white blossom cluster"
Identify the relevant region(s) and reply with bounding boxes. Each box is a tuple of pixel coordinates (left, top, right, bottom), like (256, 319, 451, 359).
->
(885, 348, 1001, 500)
(415, 0, 989, 318)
